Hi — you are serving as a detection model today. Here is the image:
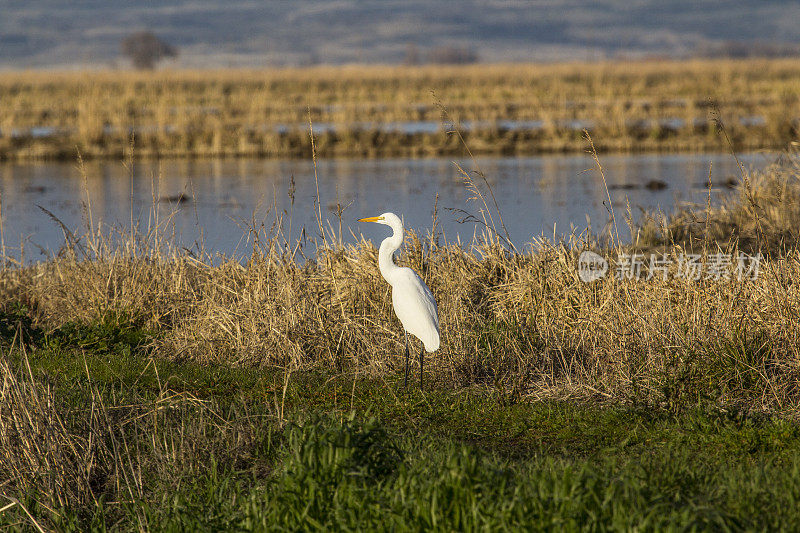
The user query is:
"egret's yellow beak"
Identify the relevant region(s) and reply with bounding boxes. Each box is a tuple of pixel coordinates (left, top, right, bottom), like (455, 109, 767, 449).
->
(358, 216, 384, 223)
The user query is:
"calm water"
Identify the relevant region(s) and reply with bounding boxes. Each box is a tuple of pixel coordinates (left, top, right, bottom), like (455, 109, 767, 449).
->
(0, 152, 776, 262)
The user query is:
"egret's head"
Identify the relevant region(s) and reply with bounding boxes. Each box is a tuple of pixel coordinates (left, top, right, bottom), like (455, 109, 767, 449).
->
(358, 212, 401, 228)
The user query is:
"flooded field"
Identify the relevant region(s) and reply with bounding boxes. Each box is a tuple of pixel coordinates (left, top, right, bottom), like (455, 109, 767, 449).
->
(2, 61, 798, 160)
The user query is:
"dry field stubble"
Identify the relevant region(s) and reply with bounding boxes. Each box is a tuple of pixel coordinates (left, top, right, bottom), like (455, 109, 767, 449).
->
(2, 59, 800, 160)
(2, 147, 800, 413)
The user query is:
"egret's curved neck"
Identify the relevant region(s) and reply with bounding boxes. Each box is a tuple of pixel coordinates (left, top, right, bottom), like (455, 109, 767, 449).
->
(378, 222, 403, 284)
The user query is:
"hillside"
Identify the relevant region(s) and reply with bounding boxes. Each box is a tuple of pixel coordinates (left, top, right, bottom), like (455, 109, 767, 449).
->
(1, 0, 799, 69)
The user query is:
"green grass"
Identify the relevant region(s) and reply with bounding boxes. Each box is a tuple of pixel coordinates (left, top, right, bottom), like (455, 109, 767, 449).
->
(2, 315, 800, 530)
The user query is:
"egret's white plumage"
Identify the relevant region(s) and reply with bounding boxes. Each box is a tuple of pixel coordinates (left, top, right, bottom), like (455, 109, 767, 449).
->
(359, 212, 439, 386)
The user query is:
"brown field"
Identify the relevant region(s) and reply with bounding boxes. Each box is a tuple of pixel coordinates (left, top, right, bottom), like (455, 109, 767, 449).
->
(1, 59, 800, 160)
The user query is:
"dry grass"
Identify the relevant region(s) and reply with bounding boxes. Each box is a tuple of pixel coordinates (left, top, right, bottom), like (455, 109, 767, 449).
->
(1, 59, 800, 159)
(0, 339, 273, 529)
(2, 146, 800, 415)
(0, 345, 91, 527)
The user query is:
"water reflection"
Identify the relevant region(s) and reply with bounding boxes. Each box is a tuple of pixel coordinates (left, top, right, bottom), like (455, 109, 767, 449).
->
(0, 152, 776, 262)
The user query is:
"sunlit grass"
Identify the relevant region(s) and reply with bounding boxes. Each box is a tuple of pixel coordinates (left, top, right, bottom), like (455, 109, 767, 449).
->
(1, 59, 799, 160)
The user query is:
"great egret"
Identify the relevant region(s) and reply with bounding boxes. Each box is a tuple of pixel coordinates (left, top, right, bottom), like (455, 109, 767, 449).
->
(358, 212, 439, 387)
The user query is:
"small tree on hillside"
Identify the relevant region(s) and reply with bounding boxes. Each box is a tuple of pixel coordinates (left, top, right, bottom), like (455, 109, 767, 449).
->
(403, 44, 421, 65)
(121, 31, 177, 69)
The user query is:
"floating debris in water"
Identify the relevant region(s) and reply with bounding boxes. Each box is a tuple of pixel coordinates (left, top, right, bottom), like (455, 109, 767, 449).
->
(159, 193, 192, 204)
(645, 179, 668, 191)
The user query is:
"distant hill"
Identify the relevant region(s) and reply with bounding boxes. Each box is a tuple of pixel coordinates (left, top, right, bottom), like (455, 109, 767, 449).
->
(2, 0, 799, 69)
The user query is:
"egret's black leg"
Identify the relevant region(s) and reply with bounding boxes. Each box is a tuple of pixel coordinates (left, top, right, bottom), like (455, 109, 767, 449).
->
(419, 344, 424, 389)
(404, 332, 410, 388)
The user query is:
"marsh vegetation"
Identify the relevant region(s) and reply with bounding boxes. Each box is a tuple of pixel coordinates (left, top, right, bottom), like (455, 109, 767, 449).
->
(2, 61, 800, 529)
(2, 59, 800, 160)
(2, 140, 800, 528)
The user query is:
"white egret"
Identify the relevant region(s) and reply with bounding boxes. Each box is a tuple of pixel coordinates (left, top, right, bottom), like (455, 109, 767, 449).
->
(358, 212, 439, 387)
